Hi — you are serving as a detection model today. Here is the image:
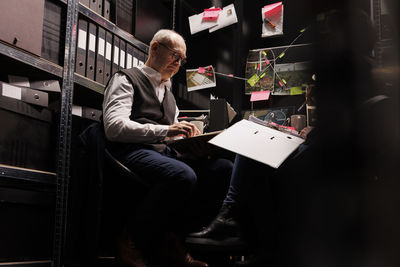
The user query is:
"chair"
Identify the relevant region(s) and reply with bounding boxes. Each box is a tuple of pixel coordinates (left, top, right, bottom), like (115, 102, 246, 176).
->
(76, 122, 149, 266)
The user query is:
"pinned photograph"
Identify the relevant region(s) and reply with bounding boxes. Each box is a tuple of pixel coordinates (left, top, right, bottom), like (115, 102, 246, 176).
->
(186, 65, 216, 91)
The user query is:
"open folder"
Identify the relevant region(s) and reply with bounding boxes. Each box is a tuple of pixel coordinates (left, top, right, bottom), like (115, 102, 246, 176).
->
(208, 118, 304, 168)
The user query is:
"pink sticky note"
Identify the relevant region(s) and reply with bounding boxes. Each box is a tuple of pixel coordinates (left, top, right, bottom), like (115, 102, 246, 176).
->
(250, 90, 270, 102)
(265, 59, 270, 65)
(207, 65, 211, 71)
(264, 2, 282, 17)
(198, 67, 205, 73)
(228, 74, 234, 77)
(257, 64, 260, 70)
(206, 72, 212, 76)
(278, 81, 284, 87)
(203, 8, 221, 21)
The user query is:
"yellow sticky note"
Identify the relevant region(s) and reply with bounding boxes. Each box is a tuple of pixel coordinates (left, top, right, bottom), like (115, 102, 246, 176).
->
(279, 52, 285, 58)
(262, 51, 267, 56)
(282, 78, 287, 84)
(247, 74, 260, 87)
(290, 86, 305, 95)
(300, 28, 306, 33)
(260, 72, 266, 78)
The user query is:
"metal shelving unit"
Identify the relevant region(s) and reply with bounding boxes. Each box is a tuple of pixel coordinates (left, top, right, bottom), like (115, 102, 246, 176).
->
(0, 1, 150, 266)
(0, 41, 64, 78)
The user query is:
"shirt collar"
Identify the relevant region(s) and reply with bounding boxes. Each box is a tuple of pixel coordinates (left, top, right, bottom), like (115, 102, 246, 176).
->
(138, 65, 172, 89)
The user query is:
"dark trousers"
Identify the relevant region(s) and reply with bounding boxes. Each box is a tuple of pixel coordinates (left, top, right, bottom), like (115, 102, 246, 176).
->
(117, 146, 233, 250)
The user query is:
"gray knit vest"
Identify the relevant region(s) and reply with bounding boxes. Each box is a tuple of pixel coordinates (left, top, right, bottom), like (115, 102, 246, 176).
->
(106, 68, 176, 154)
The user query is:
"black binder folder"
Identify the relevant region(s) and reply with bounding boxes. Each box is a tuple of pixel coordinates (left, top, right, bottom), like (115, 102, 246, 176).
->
(95, 26, 106, 84)
(126, 43, 134, 69)
(86, 22, 97, 80)
(75, 18, 88, 76)
(115, 0, 134, 34)
(133, 47, 141, 67)
(89, 0, 100, 14)
(104, 31, 113, 83)
(103, 0, 111, 20)
(97, 0, 103, 15)
(79, 0, 89, 7)
(42, 0, 65, 66)
(138, 50, 146, 66)
(119, 39, 126, 70)
(112, 35, 120, 75)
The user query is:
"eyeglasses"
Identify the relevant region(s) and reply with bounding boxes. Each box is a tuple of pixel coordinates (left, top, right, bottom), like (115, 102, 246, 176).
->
(158, 42, 187, 66)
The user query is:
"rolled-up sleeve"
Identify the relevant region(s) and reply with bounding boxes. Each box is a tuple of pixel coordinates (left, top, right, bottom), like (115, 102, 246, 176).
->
(102, 73, 169, 143)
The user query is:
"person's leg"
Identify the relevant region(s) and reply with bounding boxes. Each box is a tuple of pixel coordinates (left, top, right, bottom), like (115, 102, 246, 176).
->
(118, 148, 197, 249)
(189, 154, 274, 239)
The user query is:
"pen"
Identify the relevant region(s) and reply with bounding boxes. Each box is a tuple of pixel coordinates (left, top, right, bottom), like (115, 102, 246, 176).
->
(264, 18, 276, 28)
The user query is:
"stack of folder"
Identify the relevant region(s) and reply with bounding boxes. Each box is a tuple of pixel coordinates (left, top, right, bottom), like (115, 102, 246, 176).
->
(75, 17, 148, 85)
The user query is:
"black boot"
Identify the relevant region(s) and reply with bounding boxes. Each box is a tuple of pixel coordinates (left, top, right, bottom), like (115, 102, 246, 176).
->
(188, 205, 240, 239)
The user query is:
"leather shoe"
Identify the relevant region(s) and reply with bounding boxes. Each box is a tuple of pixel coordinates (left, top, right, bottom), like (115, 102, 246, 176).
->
(161, 232, 209, 267)
(189, 205, 240, 239)
(116, 229, 147, 267)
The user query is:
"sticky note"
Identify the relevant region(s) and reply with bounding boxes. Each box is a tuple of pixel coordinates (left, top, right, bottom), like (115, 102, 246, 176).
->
(264, 2, 282, 17)
(247, 74, 261, 87)
(254, 64, 257, 70)
(278, 81, 284, 87)
(262, 51, 267, 56)
(228, 74, 234, 77)
(206, 72, 212, 76)
(250, 90, 270, 102)
(282, 78, 287, 84)
(257, 63, 260, 70)
(203, 8, 222, 21)
(279, 52, 285, 58)
(265, 59, 270, 65)
(290, 86, 305, 95)
(260, 73, 266, 78)
(300, 28, 306, 33)
(198, 67, 205, 73)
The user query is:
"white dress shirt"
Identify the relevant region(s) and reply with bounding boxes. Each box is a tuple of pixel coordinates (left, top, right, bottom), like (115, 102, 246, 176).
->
(102, 65, 179, 143)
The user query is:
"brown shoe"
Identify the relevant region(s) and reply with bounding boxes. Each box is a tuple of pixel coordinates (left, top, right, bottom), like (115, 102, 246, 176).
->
(116, 229, 147, 267)
(161, 232, 209, 267)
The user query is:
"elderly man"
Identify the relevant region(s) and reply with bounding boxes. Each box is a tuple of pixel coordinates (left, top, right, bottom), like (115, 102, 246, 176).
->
(103, 29, 232, 267)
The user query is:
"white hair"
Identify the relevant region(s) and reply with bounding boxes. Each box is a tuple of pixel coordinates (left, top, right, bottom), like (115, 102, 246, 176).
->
(150, 29, 185, 46)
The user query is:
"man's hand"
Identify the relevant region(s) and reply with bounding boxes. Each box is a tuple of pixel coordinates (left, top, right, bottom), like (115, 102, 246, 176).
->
(167, 121, 201, 138)
(299, 126, 314, 139)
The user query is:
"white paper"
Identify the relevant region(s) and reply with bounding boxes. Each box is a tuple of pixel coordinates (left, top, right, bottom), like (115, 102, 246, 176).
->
(113, 46, 119, 65)
(138, 60, 144, 66)
(78, 29, 87, 50)
(133, 57, 138, 67)
(209, 4, 238, 33)
(208, 119, 304, 168)
(89, 33, 96, 52)
(98, 38, 105, 56)
(106, 42, 112, 60)
(72, 105, 83, 117)
(8, 75, 30, 87)
(188, 6, 218, 35)
(2, 83, 22, 100)
(127, 53, 133, 68)
(261, 4, 284, 38)
(120, 50, 125, 68)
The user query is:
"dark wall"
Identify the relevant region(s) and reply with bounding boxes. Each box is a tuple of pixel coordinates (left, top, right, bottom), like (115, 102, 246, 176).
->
(173, 0, 316, 116)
